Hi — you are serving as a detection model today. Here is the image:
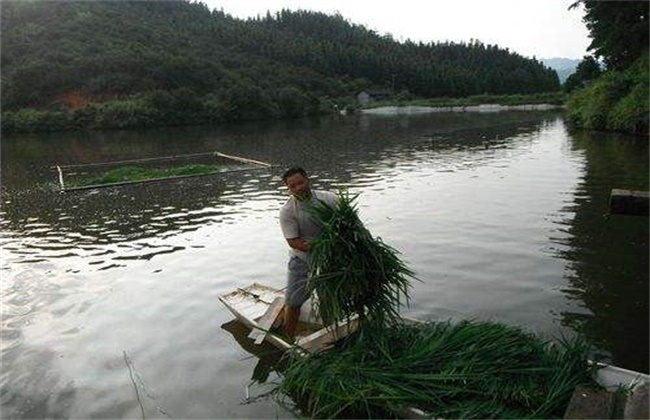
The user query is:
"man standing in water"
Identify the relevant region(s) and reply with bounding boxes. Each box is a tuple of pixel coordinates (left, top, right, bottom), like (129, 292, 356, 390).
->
(279, 167, 337, 338)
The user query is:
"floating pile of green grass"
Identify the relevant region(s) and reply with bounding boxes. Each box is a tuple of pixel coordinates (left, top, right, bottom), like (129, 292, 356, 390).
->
(74, 164, 223, 186)
(278, 320, 600, 419)
(307, 192, 415, 326)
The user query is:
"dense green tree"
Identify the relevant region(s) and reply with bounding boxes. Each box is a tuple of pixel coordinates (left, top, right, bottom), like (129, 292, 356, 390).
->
(566, 1, 648, 134)
(276, 86, 310, 118)
(571, 1, 649, 70)
(564, 55, 602, 92)
(566, 53, 648, 134)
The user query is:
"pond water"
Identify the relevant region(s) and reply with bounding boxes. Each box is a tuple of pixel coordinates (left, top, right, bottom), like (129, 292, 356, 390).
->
(1, 112, 648, 418)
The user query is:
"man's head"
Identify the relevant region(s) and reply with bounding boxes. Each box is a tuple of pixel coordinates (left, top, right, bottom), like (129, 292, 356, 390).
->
(282, 166, 311, 200)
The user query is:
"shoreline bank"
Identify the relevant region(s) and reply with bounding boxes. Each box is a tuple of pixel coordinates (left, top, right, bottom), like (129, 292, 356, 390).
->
(361, 103, 563, 115)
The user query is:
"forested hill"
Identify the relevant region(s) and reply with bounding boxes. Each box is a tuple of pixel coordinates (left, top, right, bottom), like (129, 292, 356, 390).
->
(1, 0, 560, 130)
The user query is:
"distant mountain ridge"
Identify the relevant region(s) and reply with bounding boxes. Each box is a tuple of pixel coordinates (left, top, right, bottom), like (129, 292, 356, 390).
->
(540, 58, 581, 83)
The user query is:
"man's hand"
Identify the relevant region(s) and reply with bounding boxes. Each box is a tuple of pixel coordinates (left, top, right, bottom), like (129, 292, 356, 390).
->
(286, 237, 309, 252)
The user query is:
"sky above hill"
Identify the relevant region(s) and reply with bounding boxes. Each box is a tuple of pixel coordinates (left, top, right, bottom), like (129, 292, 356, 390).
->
(203, 0, 591, 59)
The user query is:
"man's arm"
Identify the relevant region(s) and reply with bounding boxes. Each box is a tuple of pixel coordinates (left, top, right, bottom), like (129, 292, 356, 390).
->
(286, 237, 309, 252)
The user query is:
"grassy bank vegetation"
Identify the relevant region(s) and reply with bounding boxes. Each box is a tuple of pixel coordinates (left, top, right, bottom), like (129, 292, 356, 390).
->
(1, 88, 337, 133)
(565, 54, 648, 135)
(1, 91, 567, 134)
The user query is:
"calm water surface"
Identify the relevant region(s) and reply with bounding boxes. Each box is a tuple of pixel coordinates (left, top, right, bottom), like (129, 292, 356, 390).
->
(1, 112, 648, 418)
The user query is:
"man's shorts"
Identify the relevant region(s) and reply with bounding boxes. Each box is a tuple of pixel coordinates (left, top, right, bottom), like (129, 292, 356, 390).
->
(285, 256, 309, 308)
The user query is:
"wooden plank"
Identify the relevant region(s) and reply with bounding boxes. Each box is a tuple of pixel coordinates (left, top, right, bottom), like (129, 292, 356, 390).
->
(250, 297, 284, 345)
(610, 189, 649, 216)
(220, 295, 292, 350)
(220, 295, 249, 308)
(219, 297, 258, 330)
(251, 297, 283, 344)
(296, 316, 360, 352)
(224, 285, 281, 325)
(240, 307, 267, 322)
(594, 363, 650, 390)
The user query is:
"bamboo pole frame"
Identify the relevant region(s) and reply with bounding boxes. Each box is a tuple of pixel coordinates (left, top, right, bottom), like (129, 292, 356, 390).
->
(214, 151, 272, 167)
(51, 151, 221, 170)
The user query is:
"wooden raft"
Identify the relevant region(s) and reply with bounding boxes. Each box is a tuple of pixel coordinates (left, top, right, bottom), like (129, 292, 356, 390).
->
(610, 189, 649, 216)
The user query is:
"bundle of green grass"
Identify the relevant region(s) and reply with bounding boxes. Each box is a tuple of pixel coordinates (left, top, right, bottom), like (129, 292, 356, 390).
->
(306, 192, 414, 326)
(275, 193, 600, 418)
(278, 320, 598, 418)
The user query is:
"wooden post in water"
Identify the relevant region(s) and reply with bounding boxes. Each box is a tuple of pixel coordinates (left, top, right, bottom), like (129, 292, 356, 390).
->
(609, 189, 649, 216)
(56, 166, 65, 191)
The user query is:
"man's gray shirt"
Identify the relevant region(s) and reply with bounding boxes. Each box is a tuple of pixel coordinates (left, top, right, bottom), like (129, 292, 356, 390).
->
(279, 190, 338, 262)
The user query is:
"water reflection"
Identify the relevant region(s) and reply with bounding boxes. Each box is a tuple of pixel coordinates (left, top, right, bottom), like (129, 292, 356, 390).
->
(220, 320, 285, 384)
(1, 168, 281, 270)
(220, 320, 296, 417)
(1, 112, 554, 270)
(557, 130, 649, 373)
(0, 346, 76, 419)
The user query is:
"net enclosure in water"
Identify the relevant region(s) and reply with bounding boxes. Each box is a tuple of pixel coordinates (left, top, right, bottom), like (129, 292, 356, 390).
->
(52, 151, 271, 192)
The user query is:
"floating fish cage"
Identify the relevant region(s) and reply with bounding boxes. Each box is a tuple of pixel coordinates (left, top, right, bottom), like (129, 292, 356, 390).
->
(53, 151, 272, 192)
